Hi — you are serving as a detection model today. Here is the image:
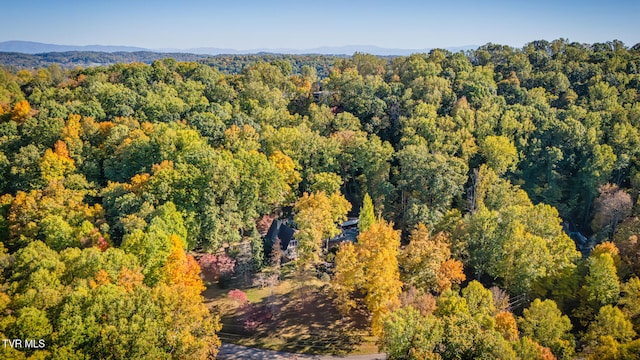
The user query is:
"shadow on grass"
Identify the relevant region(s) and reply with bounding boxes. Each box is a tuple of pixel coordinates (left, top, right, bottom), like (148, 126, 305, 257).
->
(216, 281, 369, 356)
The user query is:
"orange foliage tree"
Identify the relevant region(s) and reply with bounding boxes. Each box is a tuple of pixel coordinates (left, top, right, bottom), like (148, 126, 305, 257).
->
(400, 224, 466, 293)
(11, 99, 30, 122)
(156, 234, 222, 358)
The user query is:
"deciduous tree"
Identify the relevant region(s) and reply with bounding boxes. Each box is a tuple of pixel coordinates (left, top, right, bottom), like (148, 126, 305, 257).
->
(379, 306, 444, 360)
(519, 299, 575, 359)
(294, 191, 350, 264)
(584, 305, 636, 354)
(357, 220, 403, 335)
(11, 99, 31, 122)
(592, 184, 633, 238)
(400, 224, 465, 293)
(480, 135, 518, 175)
(332, 241, 362, 315)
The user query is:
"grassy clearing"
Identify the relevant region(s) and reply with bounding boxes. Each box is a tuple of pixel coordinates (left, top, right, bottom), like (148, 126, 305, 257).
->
(204, 269, 378, 355)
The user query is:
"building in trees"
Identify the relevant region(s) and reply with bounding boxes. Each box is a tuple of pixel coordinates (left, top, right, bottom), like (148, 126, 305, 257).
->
(263, 219, 298, 261)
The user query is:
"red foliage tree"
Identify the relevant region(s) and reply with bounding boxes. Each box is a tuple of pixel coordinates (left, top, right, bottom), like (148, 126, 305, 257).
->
(228, 289, 248, 306)
(198, 253, 236, 282)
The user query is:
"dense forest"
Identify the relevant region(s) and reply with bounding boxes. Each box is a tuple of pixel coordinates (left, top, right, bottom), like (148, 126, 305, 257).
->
(1, 38, 640, 359)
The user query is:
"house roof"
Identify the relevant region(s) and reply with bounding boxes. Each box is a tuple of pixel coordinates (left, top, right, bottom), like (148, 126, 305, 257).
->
(265, 219, 295, 250)
(342, 218, 359, 228)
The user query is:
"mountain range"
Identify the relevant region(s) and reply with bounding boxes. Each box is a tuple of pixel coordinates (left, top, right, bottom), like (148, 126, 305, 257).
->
(0, 41, 477, 56)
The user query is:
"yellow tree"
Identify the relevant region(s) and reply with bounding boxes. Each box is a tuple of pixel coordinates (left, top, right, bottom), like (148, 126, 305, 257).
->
(357, 220, 403, 336)
(495, 311, 519, 341)
(156, 234, 222, 359)
(11, 99, 30, 122)
(223, 124, 260, 152)
(333, 219, 403, 335)
(5, 181, 104, 251)
(162, 235, 203, 291)
(480, 135, 518, 175)
(269, 150, 301, 200)
(333, 241, 363, 315)
(40, 141, 76, 183)
(591, 241, 622, 270)
(294, 191, 350, 264)
(62, 114, 84, 161)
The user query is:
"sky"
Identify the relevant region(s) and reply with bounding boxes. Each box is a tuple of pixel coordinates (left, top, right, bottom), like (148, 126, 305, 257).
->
(1, 0, 638, 50)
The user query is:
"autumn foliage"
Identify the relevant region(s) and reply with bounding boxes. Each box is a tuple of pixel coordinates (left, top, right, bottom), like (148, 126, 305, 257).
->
(11, 99, 30, 122)
(333, 219, 402, 336)
(294, 191, 351, 264)
(228, 289, 248, 305)
(1, 42, 640, 358)
(157, 235, 221, 358)
(400, 224, 465, 293)
(198, 253, 236, 282)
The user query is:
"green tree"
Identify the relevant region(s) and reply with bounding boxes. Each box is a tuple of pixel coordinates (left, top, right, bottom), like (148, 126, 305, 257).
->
(120, 202, 187, 285)
(397, 145, 468, 228)
(574, 251, 621, 326)
(461, 280, 496, 319)
(309, 172, 343, 195)
(8, 306, 52, 341)
(619, 277, 640, 333)
(519, 298, 575, 359)
(379, 306, 444, 360)
(234, 149, 288, 224)
(462, 171, 580, 295)
(584, 305, 636, 354)
(8, 241, 65, 310)
(583, 252, 621, 306)
(480, 135, 518, 175)
(358, 192, 375, 232)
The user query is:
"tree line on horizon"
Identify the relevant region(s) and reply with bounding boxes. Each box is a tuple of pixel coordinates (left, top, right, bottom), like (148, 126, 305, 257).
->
(0, 51, 344, 78)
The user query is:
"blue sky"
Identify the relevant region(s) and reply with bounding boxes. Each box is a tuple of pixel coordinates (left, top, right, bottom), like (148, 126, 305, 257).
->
(2, 0, 638, 49)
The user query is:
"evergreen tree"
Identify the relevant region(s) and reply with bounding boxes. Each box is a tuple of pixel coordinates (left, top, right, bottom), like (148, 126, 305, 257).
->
(358, 192, 375, 232)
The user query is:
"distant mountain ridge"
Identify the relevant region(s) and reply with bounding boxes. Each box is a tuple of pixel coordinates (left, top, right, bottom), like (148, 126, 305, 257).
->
(0, 40, 478, 56)
(0, 41, 149, 54)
